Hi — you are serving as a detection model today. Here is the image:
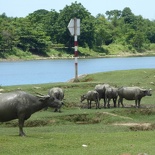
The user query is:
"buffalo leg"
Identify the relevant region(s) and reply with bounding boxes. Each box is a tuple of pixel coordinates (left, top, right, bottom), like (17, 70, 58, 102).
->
(95, 101, 97, 109)
(95, 101, 99, 109)
(95, 98, 99, 109)
(54, 108, 58, 112)
(43, 106, 48, 111)
(118, 98, 121, 107)
(87, 100, 90, 109)
(137, 99, 141, 108)
(113, 98, 117, 108)
(90, 101, 92, 109)
(135, 100, 137, 108)
(97, 100, 100, 109)
(18, 118, 26, 136)
(107, 98, 111, 108)
(118, 98, 124, 108)
(103, 97, 107, 108)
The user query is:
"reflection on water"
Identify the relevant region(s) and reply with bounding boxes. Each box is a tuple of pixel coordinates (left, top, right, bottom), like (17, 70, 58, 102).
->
(0, 56, 155, 86)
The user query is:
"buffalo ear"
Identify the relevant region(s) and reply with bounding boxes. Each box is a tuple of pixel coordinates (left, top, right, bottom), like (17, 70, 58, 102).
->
(142, 89, 147, 93)
(36, 94, 47, 98)
(142, 89, 150, 95)
(140, 89, 146, 94)
(37, 95, 50, 101)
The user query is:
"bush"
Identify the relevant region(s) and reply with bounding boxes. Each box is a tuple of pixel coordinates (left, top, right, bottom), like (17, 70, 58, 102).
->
(150, 43, 155, 51)
(0, 47, 33, 60)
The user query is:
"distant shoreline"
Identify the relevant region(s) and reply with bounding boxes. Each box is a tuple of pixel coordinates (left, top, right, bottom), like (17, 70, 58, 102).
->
(0, 52, 155, 62)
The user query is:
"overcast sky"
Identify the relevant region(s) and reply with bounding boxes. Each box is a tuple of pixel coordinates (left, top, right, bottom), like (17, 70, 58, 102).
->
(0, 0, 155, 20)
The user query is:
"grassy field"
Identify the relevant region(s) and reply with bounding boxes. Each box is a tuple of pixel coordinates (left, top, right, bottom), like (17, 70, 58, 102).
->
(0, 69, 155, 155)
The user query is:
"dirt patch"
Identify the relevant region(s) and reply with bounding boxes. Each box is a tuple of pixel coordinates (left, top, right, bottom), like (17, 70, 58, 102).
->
(113, 122, 155, 131)
(67, 74, 88, 82)
(113, 123, 151, 127)
(102, 112, 133, 120)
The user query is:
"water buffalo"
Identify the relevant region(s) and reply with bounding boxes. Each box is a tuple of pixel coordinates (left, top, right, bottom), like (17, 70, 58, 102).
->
(47, 87, 64, 112)
(81, 90, 100, 109)
(105, 87, 118, 108)
(95, 84, 110, 108)
(0, 91, 63, 136)
(118, 86, 152, 108)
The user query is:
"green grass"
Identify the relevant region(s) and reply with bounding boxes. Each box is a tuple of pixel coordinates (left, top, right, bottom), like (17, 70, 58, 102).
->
(0, 69, 155, 155)
(0, 129, 154, 155)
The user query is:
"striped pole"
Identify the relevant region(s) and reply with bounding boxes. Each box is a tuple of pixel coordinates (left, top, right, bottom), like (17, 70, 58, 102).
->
(74, 18, 79, 82)
(74, 35, 78, 81)
(68, 18, 80, 82)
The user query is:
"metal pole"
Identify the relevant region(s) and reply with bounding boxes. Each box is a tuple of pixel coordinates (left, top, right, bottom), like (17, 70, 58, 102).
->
(74, 35, 78, 81)
(74, 18, 79, 82)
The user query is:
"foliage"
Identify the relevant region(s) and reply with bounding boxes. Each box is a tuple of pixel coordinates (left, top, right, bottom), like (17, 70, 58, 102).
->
(1, 2, 155, 59)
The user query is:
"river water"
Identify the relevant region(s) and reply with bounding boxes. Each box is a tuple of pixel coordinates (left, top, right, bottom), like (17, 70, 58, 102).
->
(0, 56, 155, 86)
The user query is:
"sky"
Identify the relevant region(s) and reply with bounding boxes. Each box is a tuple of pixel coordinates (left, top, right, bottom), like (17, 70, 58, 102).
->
(0, 0, 155, 20)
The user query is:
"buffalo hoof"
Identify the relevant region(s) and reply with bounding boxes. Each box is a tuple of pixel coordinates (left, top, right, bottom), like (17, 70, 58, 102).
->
(19, 133, 26, 137)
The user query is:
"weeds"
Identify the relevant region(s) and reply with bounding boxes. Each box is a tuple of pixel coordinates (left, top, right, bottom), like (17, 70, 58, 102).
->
(130, 123, 155, 131)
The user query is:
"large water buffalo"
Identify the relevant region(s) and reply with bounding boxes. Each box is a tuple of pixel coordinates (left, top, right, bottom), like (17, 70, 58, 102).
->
(95, 84, 110, 108)
(47, 87, 64, 112)
(118, 86, 152, 108)
(105, 87, 118, 108)
(0, 91, 63, 136)
(81, 90, 100, 109)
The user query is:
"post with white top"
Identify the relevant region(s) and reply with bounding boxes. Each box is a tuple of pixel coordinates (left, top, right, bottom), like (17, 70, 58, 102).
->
(68, 18, 80, 82)
(74, 35, 78, 81)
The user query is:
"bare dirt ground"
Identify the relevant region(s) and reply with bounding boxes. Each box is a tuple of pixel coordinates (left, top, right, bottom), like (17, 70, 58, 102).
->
(102, 112, 133, 120)
(113, 122, 151, 127)
(102, 111, 151, 128)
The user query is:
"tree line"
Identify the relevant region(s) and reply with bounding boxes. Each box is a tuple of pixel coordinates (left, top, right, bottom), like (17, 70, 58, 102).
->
(0, 1, 155, 57)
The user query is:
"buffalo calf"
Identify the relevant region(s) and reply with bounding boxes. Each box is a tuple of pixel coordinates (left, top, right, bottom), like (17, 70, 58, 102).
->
(81, 90, 100, 109)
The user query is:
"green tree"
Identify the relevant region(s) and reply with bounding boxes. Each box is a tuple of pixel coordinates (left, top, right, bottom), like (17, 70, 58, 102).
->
(55, 1, 95, 48)
(121, 7, 135, 24)
(0, 4, 155, 57)
(130, 31, 146, 51)
(0, 15, 17, 52)
(145, 20, 155, 43)
(106, 10, 121, 27)
(15, 17, 50, 54)
(27, 9, 59, 44)
(94, 14, 112, 47)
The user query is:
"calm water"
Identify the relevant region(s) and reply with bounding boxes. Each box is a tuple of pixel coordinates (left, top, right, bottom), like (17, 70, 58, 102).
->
(0, 56, 155, 86)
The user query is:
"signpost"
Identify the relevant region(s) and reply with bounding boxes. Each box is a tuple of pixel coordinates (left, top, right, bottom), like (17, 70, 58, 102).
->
(67, 18, 80, 82)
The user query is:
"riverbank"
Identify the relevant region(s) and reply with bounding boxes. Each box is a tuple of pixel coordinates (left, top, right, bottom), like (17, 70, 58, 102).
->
(0, 51, 155, 62)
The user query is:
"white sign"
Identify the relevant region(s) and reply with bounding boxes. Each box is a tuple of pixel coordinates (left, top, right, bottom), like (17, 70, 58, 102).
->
(67, 18, 80, 36)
